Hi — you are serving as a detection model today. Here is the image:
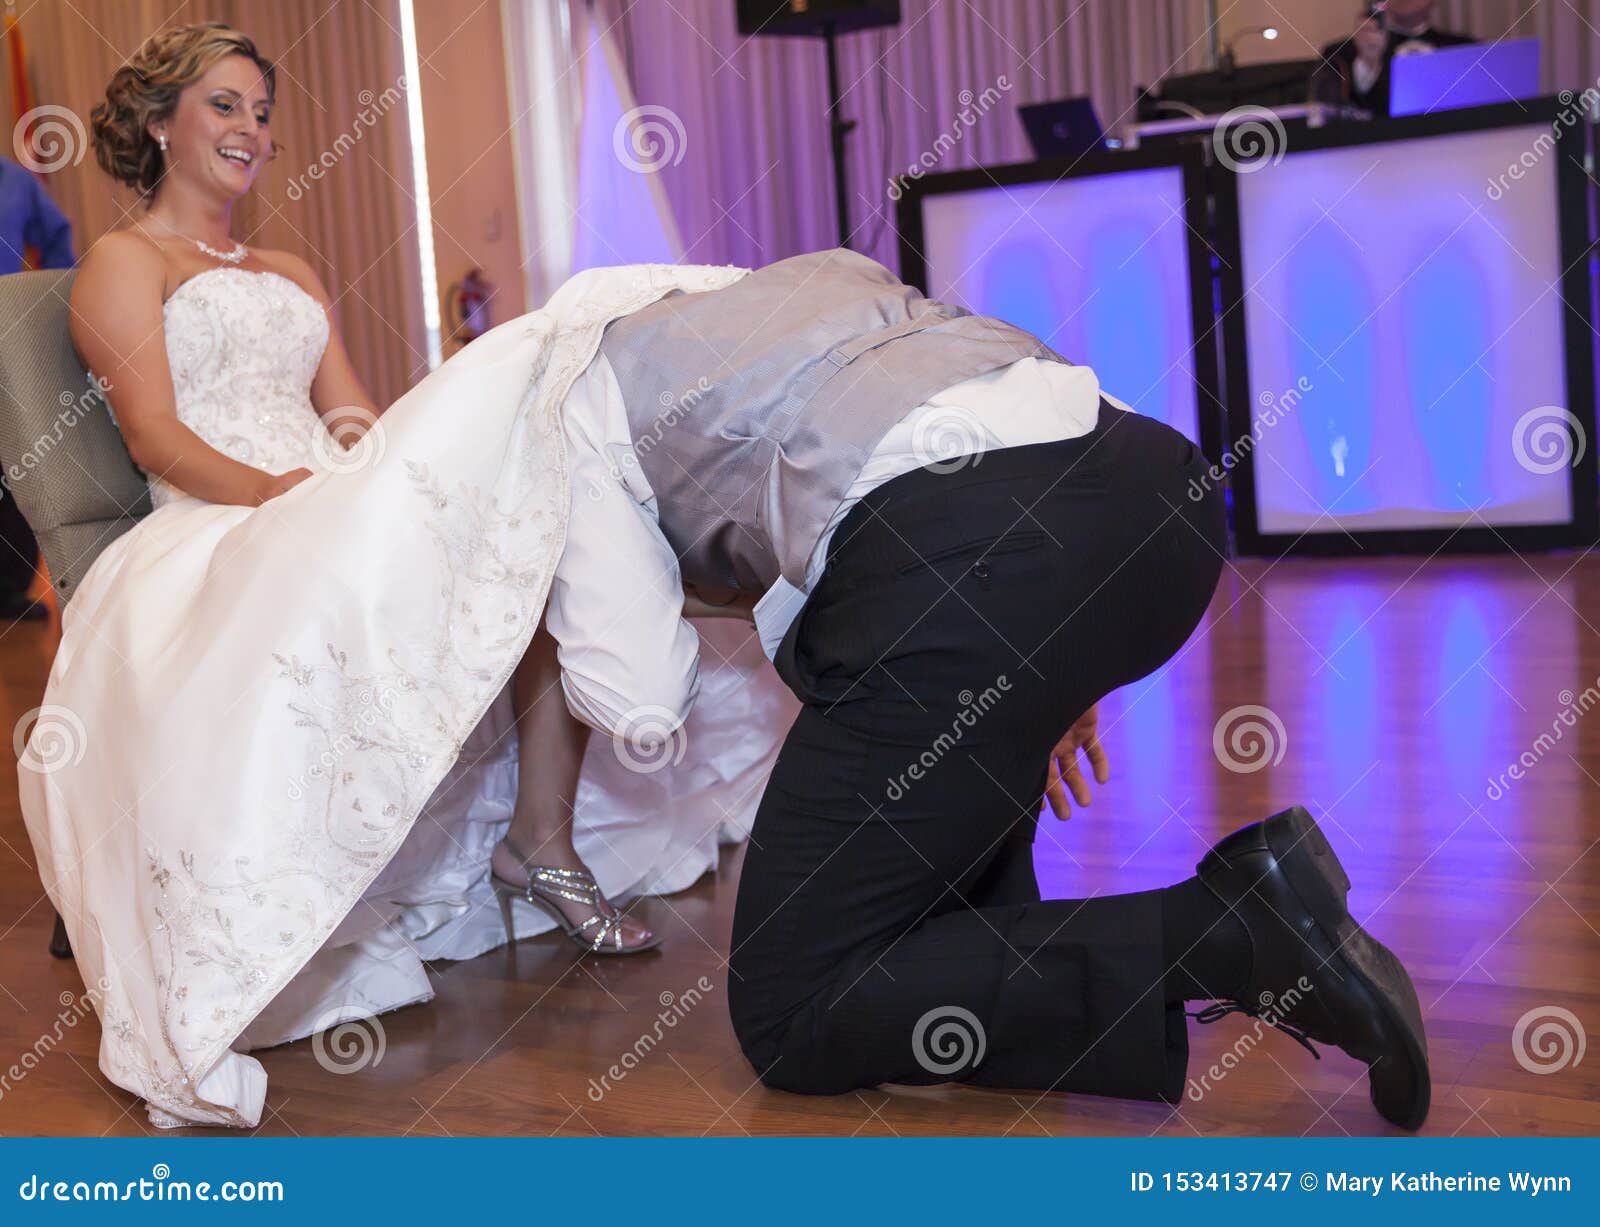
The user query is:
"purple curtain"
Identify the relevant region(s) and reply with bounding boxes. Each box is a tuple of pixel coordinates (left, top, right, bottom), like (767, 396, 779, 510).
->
(602, 0, 1206, 273)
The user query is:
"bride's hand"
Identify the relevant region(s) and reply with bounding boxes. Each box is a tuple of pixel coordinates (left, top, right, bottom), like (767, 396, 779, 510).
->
(254, 467, 314, 505)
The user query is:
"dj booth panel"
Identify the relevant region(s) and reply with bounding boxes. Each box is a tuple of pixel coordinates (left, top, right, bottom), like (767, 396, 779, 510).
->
(902, 153, 1212, 452)
(1223, 107, 1596, 551)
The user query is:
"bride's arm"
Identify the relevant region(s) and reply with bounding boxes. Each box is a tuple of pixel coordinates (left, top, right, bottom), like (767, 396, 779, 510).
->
(276, 254, 382, 440)
(682, 585, 759, 620)
(70, 233, 307, 507)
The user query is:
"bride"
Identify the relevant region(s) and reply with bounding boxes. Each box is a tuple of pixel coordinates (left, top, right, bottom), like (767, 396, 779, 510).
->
(20, 22, 791, 1128)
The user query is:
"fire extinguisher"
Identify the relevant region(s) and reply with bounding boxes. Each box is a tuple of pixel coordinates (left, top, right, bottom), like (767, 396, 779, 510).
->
(446, 268, 493, 347)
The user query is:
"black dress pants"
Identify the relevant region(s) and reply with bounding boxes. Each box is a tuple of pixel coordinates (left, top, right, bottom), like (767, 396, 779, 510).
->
(0, 485, 39, 603)
(728, 405, 1225, 1101)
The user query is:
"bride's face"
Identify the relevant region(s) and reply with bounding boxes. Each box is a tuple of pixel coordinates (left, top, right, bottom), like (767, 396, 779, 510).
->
(151, 54, 273, 202)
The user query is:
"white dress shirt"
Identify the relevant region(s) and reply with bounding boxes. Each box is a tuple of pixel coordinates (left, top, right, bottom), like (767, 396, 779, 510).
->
(547, 353, 1111, 732)
(750, 356, 1106, 656)
(1352, 54, 1382, 97)
(544, 354, 703, 737)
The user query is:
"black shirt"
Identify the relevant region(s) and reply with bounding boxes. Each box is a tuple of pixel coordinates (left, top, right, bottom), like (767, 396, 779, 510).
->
(1319, 25, 1476, 117)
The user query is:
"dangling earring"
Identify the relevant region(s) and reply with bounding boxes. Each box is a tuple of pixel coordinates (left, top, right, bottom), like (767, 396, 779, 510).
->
(157, 134, 169, 152)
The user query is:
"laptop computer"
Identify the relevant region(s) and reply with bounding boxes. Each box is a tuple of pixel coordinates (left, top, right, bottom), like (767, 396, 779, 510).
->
(1019, 97, 1106, 159)
(1388, 37, 1540, 116)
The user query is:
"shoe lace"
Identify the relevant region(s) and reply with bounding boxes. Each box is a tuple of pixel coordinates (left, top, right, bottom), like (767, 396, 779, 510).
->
(1186, 1000, 1322, 1060)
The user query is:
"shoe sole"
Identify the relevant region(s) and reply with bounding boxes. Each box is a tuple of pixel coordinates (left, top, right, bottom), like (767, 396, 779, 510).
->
(1263, 807, 1431, 1130)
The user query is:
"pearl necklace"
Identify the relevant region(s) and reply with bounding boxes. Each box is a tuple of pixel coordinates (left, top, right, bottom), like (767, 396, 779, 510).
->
(193, 237, 249, 265)
(141, 216, 248, 265)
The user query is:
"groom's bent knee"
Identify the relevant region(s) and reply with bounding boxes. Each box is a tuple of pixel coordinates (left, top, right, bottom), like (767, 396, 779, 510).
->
(729, 1010, 857, 1096)
(728, 974, 846, 1095)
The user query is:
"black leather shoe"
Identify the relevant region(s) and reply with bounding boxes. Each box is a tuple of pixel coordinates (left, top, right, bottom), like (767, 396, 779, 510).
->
(1195, 805, 1430, 1130)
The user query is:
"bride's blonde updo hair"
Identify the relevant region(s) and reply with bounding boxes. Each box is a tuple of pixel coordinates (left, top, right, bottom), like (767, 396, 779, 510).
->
(90, 21, 276, 197)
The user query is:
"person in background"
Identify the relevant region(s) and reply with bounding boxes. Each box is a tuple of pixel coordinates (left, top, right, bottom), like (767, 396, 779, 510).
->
(0, 153, 75, 275)
(0, 153, 77, 620)
(1321, 0, 1474, 118)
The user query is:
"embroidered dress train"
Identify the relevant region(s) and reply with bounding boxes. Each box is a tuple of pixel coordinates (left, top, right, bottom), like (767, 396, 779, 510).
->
(18, 261, 790, 1129)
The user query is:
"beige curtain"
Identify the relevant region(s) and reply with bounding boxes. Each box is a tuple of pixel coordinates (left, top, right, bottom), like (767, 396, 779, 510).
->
(1438, 0, 1600, 94)
(3, 0, 426, 406)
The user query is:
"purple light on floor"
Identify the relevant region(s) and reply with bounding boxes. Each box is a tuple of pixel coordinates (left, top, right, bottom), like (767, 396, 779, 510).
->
(1034, 654, 1212, 901)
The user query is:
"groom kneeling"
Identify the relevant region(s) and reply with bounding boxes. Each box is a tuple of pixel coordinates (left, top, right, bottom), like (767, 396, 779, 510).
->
(572, 249, 1429, 1129)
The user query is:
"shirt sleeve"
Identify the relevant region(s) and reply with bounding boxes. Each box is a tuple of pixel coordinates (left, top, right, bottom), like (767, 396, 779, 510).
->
(1100, 389, 1136, 416)
(544, 353, 702, 742)
(1351, 54, 1382, 98)
(22, 175, 75, 270)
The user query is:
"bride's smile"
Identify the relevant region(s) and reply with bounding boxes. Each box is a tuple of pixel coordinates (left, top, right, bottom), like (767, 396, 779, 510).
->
(150, 56, 275, 228)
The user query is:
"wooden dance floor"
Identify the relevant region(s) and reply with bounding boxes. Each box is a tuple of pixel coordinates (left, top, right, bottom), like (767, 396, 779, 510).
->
(2, 555, 1597, 1136)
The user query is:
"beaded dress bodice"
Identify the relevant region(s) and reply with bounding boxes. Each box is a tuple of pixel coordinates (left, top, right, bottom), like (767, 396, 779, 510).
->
(153, 267, 331, 507)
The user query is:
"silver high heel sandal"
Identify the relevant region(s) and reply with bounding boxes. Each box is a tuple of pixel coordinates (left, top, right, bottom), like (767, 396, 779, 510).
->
(492, 863, 662, 955)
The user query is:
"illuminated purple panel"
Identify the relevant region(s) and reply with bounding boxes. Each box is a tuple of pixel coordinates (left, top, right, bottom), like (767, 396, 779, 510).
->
(1236, 124, 1572, 534)
(919, 168, 1201, 446)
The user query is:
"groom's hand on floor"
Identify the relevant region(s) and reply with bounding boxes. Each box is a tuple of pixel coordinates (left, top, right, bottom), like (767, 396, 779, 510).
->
(1045, 704, 1109, 820)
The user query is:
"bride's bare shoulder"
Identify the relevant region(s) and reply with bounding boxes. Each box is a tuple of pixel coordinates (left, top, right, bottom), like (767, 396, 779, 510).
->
(83, 227, 165, 270)
(72, 229, 166, 313)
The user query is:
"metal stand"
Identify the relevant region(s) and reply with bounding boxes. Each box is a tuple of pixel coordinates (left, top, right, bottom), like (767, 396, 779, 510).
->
(823, 22, 857, 248)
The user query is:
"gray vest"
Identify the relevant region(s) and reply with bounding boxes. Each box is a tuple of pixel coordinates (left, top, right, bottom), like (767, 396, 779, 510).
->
(598, 248, 1061, 590)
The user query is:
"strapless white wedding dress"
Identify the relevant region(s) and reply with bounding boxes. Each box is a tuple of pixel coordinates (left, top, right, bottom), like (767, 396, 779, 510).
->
(19, 264, 796, 1128)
